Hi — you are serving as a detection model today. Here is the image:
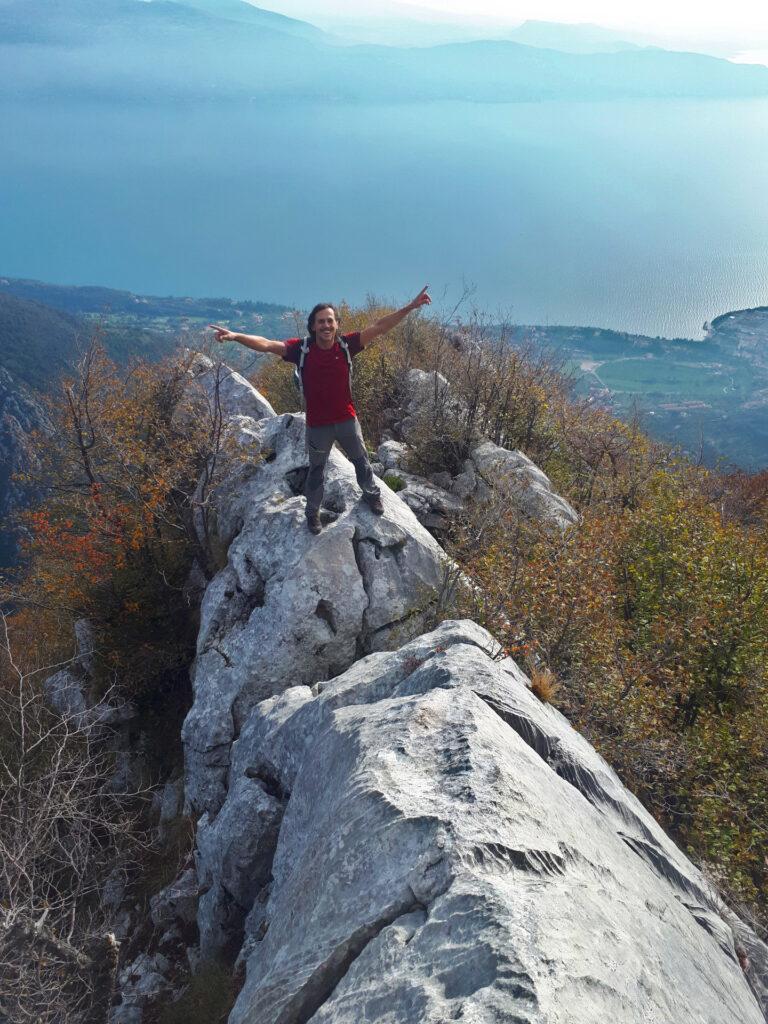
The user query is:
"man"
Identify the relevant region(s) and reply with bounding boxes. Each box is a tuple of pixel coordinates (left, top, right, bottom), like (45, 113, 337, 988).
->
(209, 286, 431, 533)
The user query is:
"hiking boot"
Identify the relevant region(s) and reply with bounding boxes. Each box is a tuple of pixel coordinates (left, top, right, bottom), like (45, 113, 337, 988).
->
(306, 510, 322, 535)
(365, 493, 384, 515)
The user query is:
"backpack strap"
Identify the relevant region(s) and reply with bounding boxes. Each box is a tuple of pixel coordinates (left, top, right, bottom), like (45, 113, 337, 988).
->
(337, 334, 354, 383)
(293, 335, 313, 401)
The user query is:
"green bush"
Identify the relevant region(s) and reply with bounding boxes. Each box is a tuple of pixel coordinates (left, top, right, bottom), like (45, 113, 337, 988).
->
(383, 473, 406, 492)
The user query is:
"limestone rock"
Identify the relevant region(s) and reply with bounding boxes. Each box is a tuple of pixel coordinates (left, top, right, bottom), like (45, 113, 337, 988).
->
(110, 952, 174, 1024)
(43, 619, 136, 732)
(182, 410, 447, 816)
(150, 867, 199, 930)
(395, 471, 464, 532)
(156, 776, 185, 842)
(43, 668, 90, 724)
(397, 368, 458, 445)
(470, 440, 578, 530)
(450, 457, 479, 500)
(377, 439, 410, 471)
(395, 369, 577, 530)
(195, 774, 283, 960)
(185, 353, 275, 423)
(227, 621, 765, 1024)
(0, 367, 49, 565)
(429, 470, 453, 490)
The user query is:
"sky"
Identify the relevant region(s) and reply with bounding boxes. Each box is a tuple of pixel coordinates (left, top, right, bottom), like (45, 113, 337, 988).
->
(259, 0, 768, 53)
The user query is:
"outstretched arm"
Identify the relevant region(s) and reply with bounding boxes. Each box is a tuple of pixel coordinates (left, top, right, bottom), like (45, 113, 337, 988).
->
(359, 286, 431, 349)
(208, 325, 287, 357)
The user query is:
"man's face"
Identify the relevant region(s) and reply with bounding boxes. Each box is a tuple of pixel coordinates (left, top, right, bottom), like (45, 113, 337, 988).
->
(313, 306, 338, 343)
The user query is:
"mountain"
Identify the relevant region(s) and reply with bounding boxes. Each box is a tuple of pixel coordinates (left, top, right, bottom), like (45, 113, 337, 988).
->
(2, 0, 768, 102)
(0, 367, 49, 565)
(177, 0, 324, 38)
(0, 0, 324, 46)
(93, 365, 768, 1022)
(0, 292, 81, 388)
(0, 288, 186, 387)
(505, 19, 640, 53)
(0, 278, 293, 375)
(0, 276, 290, 328)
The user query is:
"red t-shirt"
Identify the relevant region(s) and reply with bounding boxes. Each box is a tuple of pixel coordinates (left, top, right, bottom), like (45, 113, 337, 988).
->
(282, 332, 363, 428)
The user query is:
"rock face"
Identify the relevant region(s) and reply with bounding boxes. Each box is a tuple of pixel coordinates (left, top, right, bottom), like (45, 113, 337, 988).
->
(182, 397, 448, 817)
(468, 440, 578, 530)
(185, 353, 276, 423)
(221, 621, 766, 1024)
(0, 367, 49, 565)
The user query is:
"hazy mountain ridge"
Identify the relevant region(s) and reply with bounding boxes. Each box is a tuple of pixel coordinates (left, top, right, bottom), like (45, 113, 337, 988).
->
(3, 0, 768, 102)
(505, 19, 641, 53)
(0, 278, 294, 382)
(0, 275, 290, 323)
(0, 0, 324, 46)
(0, 292, 81, 387)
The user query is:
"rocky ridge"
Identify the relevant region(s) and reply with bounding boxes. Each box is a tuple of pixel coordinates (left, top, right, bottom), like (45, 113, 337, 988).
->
(0, 367, 49, 565)
(93, 361, 767, 1024)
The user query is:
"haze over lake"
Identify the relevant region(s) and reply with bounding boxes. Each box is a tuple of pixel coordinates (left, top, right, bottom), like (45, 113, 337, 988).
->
(3, 94, 768, 337)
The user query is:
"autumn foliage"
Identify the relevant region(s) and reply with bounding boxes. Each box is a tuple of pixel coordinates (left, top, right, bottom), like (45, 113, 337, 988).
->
(9, 342, 229, 694)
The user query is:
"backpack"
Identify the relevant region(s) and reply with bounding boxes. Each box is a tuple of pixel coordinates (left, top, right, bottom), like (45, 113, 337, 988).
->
(293, 334, 354, 403)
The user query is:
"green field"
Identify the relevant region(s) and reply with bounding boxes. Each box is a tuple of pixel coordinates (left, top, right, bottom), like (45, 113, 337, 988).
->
(595, 357, 754, 402)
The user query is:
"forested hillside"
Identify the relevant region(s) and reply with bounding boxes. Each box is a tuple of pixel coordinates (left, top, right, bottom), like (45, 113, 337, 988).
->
(0, 279, 294, 387)
(0, 293, 81, 387)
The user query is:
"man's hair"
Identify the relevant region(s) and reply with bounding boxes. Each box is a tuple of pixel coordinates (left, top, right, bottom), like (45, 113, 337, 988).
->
(307, 303, 339, 339)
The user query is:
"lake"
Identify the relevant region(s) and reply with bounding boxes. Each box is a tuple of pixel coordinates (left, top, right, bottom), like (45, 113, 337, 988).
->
(2, 96, 768, 337)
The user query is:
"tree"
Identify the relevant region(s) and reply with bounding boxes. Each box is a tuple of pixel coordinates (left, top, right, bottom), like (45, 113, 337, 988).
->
(10, 341, 234, 696)
(0, 611, 139, 1024)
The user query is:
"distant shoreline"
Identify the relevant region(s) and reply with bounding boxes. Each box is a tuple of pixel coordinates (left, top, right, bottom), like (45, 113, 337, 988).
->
(2, 273, 767, 349)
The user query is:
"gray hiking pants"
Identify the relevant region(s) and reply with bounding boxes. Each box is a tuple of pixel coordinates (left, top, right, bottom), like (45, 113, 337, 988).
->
(305, 417, 380, 515)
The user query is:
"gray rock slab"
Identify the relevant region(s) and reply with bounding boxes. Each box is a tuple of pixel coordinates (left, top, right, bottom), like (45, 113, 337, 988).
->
(182, 409, 447, 816)
(377, 439, 410, 470)
(470, 440, 578, 529)
(0, 367, 49, 563)
(228, 626, 763, 1024)
(395, 471, 464, 531)
(186, 353, 276, 423)
(150, 866, 199, 930)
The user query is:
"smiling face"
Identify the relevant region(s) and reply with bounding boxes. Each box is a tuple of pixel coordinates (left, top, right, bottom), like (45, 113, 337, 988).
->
(310, 305, 338, 346)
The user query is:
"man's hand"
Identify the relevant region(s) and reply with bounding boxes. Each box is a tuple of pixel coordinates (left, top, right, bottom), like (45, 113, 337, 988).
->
(208, 324, 237, 343)
(360, 285, 432, 348)
(408, 285, 431, 311)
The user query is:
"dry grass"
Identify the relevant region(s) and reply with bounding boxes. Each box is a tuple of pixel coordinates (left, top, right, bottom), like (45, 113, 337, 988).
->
(529, 665, 560, 704)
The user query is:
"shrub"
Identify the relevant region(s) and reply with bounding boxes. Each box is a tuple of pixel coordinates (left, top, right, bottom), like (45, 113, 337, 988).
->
(529, 665, 560, 704)
(383, 473, 406, 492)
(0, 611, 143, 1024)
